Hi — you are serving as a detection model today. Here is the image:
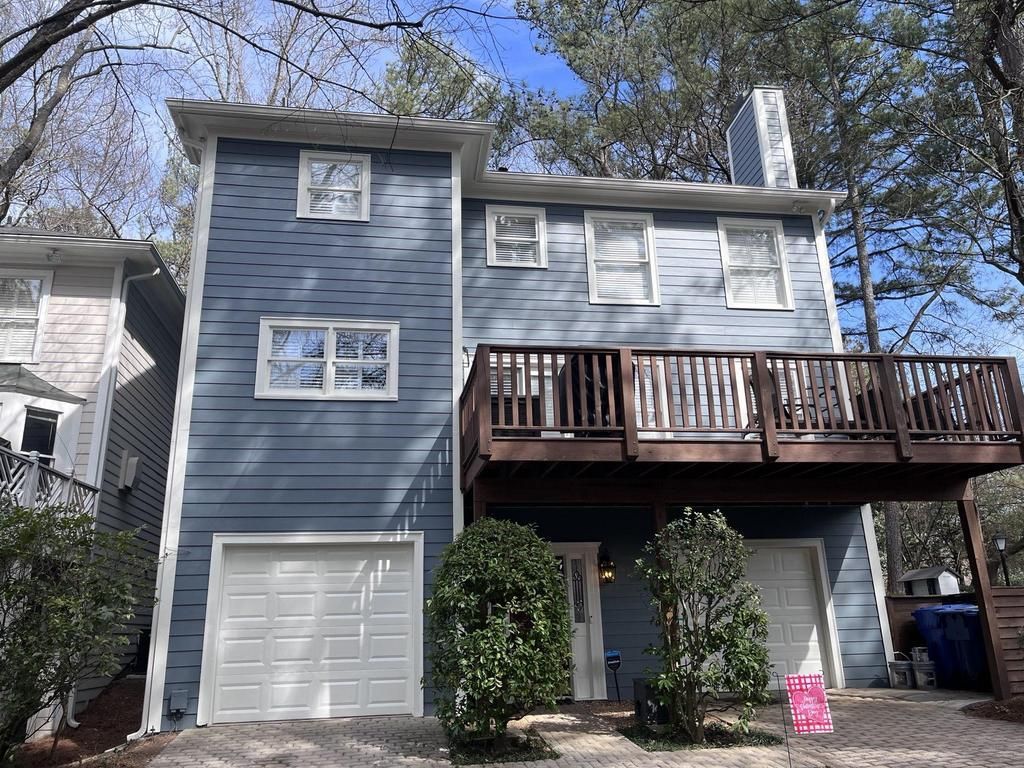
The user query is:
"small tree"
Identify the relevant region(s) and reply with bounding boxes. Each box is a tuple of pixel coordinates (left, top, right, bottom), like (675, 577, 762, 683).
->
(426, 518, 571, 753)
(0, 500, 152, 762)
(636, 508, 771, 744)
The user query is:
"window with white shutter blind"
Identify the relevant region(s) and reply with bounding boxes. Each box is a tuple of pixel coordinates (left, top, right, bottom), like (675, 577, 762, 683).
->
(717, 218, 794, 310)
(0, 271, 51, 362)
(486, 205, 547, 267)
(296, 151, 371, 221)
(584, 211, 660, 305)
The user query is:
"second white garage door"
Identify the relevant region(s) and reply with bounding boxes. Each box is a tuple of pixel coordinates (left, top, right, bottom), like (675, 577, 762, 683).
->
(745, 544, 834, 686)
(207, 541, 417, 724)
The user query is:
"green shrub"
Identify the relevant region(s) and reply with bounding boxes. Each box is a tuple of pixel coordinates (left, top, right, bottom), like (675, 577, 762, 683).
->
(636, 508, 771, 744)
(0, 500, 152, 762)
(426, 518, 571, 752)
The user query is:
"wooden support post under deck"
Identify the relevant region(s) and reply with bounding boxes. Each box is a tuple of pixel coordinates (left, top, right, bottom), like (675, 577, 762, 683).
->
(653, 502, 668, 532)
(752, 352, 779, 461)
(878, 354, 913, 460)
(958, 488, 1011, 700)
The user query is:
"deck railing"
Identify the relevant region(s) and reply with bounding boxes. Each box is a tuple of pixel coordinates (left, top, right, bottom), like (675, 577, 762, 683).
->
(459, 345, 1024, 468)
(0, 446, 100, 515)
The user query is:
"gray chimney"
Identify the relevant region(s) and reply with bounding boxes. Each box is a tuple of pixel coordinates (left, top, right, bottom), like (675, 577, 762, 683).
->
(726, 86, 797, 188)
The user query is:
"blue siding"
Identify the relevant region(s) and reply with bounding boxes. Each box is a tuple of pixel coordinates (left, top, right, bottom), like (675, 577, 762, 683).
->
(493, 505, 888, 694)
(462, 202, 834, 351)
(162, 138, 453, 727)
(728, 98, 765, 186)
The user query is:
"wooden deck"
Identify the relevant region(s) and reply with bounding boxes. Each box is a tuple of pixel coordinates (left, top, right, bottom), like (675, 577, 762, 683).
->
(459, 345, 1024, 502)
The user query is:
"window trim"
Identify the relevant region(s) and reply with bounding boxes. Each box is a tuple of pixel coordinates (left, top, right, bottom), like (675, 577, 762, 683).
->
(296, 150, 371, 222)
(583, 211, 661, 306)
(0, 268, 53, 364)
(485, 204, 548, 268)
(254, 316, 399, 401)
(717, 217, 795, 311)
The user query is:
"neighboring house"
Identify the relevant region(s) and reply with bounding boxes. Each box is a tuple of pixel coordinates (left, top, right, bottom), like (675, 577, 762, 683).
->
(0, 229, 185, 720)
(138, 88, 1024, 733)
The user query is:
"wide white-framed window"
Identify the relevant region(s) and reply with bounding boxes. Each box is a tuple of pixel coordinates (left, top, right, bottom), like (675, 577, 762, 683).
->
(485, 205, 548, 268)
(717, 217, 794, 310)
(255, 317, 399, 400)
(0, 269, 52, 363)
(296, 150, 371, 221)
(584, 211, 660, 305)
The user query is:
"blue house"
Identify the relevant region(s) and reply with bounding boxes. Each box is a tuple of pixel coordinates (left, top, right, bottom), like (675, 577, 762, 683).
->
(135, 88, 1024, 733)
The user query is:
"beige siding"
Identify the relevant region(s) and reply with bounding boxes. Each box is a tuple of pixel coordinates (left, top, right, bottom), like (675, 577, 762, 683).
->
(33, 266, 115, 471)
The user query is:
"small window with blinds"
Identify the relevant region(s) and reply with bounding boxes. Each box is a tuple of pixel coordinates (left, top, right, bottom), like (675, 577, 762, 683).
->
(296, 150, 371, 221)
(718, 218, 794, 310)
(0, 271, 51, 363)
(485, 205, 547, 267)
(584, 211, 660, 305)
(255, 317, 399, 400)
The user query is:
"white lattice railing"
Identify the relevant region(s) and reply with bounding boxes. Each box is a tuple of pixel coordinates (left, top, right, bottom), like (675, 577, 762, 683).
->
(0, 446, 99, 515)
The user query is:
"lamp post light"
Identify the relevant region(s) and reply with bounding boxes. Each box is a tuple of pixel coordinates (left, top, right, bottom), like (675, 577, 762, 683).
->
(994, 533, 1010, 586)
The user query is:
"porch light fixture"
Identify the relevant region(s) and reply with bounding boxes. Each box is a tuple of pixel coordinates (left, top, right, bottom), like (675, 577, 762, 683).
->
(994, 533, 1011, 586)
(598, 548, 616, 585)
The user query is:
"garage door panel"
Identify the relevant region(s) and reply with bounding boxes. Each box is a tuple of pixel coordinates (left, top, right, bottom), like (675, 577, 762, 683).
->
(209, 542, 417, 723)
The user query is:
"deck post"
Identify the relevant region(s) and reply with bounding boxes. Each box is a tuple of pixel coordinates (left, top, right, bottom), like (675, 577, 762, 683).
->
(751, 352, 778, 461)
(472, 481, 489, 523)
(653, 502, 667, 532)
(878, 355, 913, 460)
(19, 451, 40, 510)
(1001, 358, 1024, 462)
(619, 348, 639, 460)
(475, 345, 492, 459)
(957, 487, 1011, 699)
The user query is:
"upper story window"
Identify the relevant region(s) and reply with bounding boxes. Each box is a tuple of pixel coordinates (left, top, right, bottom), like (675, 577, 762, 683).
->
(717, 218, 794, 310)
(296, 150, 371, 221)
(0, 270, 52, 363)
(486, 205, 548, 268)
(255, 317, 399, 400)
(584, 211, 660, 305)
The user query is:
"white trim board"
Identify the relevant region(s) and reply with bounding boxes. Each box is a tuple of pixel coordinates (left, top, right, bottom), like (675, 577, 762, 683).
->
(85, 261, 125, 486)
(744, 537, 846, 689)
(451, 148, 464, 537)
(812, 212, 844, 352)
(195, 531, 426, 726)
(133, 134, 219, 740)
(860, 504, 895, 665)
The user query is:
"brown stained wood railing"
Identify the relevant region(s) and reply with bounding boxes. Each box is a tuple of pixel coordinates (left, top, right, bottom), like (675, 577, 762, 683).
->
(459, 345, 1024, 463)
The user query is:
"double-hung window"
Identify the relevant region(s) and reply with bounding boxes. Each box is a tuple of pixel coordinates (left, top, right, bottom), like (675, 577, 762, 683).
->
(717, 218, 794, 310)
(486, 205, 547, 267)
(297, 150, 371, 221)
(255, 317, 399, 400)
(584, 211, 660, 305)
(0, 270, 52, 362)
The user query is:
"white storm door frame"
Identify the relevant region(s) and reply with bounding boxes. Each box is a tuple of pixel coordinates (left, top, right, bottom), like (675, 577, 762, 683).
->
(195, 530, 425, 726)
(550, 541, 608, 701)
(744, 537, 845, 689)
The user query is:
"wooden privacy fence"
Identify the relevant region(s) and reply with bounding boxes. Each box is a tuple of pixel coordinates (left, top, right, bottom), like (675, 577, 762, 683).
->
(993, 587, 1024, 695)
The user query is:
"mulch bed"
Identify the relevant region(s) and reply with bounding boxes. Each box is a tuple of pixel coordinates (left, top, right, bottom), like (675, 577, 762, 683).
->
(16, 678, 175, 768)
(448, 729, 557, 765)
(963, 696, 1024, 724)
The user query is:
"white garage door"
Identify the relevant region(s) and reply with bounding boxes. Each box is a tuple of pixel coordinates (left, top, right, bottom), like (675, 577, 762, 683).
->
(208, 542, 417, 724)
(745, 545, 831, 685)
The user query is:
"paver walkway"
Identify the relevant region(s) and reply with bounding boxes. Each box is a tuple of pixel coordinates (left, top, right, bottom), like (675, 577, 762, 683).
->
(148, 693, 1024, 768)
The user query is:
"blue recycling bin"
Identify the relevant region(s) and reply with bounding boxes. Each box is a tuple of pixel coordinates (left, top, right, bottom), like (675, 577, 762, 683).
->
(944, 604, 990, 691)
(913, 605, 958, 688)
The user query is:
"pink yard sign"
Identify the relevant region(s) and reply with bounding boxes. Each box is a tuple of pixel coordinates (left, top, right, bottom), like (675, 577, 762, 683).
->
(785, 673, 833, 735)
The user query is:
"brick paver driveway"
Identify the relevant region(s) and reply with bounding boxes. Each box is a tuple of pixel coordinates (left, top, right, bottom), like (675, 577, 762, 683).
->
(148, 693, 1024, 767)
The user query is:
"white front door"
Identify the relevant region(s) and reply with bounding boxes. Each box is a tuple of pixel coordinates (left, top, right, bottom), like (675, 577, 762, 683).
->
(551, 543, 607, 701)
(206, 541, 417, 724)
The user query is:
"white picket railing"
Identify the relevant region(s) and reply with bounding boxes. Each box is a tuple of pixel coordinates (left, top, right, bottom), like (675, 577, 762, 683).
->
(0, 446, 99, 515)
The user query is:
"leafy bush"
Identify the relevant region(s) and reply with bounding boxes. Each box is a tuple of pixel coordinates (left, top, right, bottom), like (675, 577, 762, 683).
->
(426, 518, 571, 752)
(636, 508, 771, 743)
(0, 500, 152, 762)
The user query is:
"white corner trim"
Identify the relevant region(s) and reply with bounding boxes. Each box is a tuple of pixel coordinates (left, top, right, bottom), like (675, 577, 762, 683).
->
(86, 261, 125, 486)
(751, 91, 775, 188)
(0, 267, 53, 364)
(131, 135, 219, 741)
(195, 531, 426, 726)
(744, 538, 846, 689)
(296, 150, 371, 222)
(583, 210, 661, 306)
(484, 204, 548, 268)
(860, 504, 896, 665)
(451, 149, 464, 537)
(716, 217, 795, 311)
(253, 316, 400, 401)
(773, 90, 800, 190)
(811, 213, 844, 352)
